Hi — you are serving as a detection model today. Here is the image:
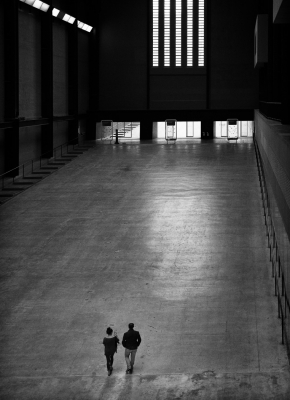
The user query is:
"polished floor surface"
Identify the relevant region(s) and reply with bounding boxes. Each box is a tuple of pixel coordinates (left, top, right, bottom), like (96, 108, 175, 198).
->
(0, 140, 289, 399)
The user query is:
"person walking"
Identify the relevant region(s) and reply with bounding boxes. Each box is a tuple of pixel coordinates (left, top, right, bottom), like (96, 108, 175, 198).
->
(122, 323, 142, 374)
(103, 327, 119, 376)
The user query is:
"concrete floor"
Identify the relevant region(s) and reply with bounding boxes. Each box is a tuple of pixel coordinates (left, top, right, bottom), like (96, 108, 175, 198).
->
(0, 140, 289, 399)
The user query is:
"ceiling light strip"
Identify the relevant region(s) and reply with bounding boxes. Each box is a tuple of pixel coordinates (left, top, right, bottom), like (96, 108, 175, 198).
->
(19, 0, 50, 12)
(20, 1, 93, 32)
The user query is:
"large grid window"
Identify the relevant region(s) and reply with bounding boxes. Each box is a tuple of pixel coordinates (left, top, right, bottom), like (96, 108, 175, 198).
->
(164, 0, 171, 66)
(187, 0, 193, 66)
(152, 0, 205, 68)
(153, 0, 159, 66)
(176, 0, 182, 66)
(198, 0, 204, 66)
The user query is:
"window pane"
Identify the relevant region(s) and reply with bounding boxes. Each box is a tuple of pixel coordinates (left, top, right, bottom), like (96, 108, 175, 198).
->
(164, 0, 170, 66)
(187, 0, 193, 66)
(198, 0, 205, 66)
(153, 0, 159, 66)
(176, 0, 182, 66)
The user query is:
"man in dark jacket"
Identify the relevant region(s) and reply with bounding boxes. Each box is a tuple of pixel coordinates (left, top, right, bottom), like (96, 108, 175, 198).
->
(122, 323, 142, 374)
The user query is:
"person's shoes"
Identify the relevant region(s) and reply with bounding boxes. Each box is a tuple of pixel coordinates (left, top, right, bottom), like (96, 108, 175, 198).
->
(108, 367, 113, 376)
(126, 369, 131, 374)
(130, 367, 133, 374)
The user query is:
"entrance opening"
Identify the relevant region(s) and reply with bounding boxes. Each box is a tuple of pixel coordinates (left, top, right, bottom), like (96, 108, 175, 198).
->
(113, 122, 140, 140)
(156, 121, 201, 139)
(214, 121, 254, 138)
(100, 121, 140, 142)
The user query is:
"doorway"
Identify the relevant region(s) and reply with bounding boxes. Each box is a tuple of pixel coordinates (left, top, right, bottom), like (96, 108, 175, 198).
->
(214, 121, 254, 138)
(156, 121, 201, 139)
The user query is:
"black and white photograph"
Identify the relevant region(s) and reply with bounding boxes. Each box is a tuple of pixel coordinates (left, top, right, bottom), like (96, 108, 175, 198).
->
(0, 0, 290, 399)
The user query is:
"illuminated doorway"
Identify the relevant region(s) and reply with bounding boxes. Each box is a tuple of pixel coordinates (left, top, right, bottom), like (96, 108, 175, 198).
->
(113, 122, 140, 140)
(156, 121, 201, 139)
(214, 121, 253, 138)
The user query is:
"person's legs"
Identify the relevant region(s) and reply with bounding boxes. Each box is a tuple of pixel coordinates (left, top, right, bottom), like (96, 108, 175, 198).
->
(106, 354, 114, 376)
(130, 349, 137, 368)
(124, 348, 131, 371)
(105, 355, 111, 371)
(110, 354, 114, 368)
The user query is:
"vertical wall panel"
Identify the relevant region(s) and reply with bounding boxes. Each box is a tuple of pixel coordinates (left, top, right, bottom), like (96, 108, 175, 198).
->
(0, 3, 4, 122)
(99, 0, 147, 110)
(19, 10, 42, 118)
(0, 130, 4, 175)
(209, 0, 259, 109)
(78, 31, 89, 114)
(4, 0, 19, 174)
(53, 121, 68, 148)
(19, 126, 42, 165)
(53, 21, 68, 116)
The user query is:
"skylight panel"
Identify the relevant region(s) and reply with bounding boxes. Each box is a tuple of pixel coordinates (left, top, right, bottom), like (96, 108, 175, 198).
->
(20, 0, 50, 12)
(39, 2, 50, 12)
(67, 16, 76, 24)
(25, 0, 36, 5)
(52, 8, 60, 17)
(63, 14, 71, 22)
(33, 0, 44, 9)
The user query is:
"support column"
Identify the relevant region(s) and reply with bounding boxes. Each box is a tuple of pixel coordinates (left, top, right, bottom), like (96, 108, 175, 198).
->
(87, 2, 98, 140)
(140, 118, 153, 141)
(4, 0, 19, 174)
(68, 2, 78, 143)
(201, 118, 213, 140)
(41, 0, 53, 157)
(281, 24, 290, 124)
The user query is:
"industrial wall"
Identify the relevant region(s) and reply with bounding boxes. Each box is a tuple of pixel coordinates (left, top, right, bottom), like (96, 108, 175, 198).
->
(0, 1, 92, 175)
(98, 0, 259, 111)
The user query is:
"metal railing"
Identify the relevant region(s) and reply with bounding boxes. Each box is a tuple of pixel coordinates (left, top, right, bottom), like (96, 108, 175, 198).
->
(0, 136, 93, 203)
(254, 138, 289, 350)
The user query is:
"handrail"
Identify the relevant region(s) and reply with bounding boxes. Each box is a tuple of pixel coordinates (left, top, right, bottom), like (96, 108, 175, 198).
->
(0, 136, 88, 193)
(0, 137, 79, 180)
(254, 138, 290, 350)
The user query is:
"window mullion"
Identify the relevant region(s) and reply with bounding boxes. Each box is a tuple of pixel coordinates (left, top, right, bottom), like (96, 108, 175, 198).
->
(182, 0, 187, 67)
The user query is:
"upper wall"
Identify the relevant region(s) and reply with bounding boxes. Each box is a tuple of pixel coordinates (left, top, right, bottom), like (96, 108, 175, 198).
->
(98, 0, 148, 110)
(150, 75, 207, 110)
(209, 0, 259, 109)
(98, 0, 259, 112)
